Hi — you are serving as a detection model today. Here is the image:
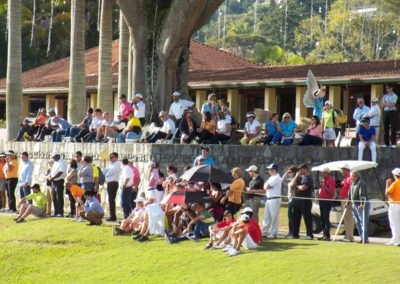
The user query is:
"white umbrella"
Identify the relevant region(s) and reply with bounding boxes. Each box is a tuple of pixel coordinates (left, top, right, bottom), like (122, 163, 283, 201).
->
(311, 160, 378, 172)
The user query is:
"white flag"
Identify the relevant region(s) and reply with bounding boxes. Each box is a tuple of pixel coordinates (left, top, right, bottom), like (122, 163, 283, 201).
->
(303, 70, 320, 108)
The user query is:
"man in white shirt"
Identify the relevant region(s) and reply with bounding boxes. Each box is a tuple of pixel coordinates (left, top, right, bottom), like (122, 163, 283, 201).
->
(353, 98, 370, 129)
(262, 163, 282, 238)
(100, 114, 126, 143)
(94, 112, 115, 142)
(18, 152, 34, 201)
(366, 97, 381, 140)
(103, 152, 121, 221)
(132, 93, 146, 126)
(168, 91, 194, 122)
(120, 158, 134, 219)
(381, 85, 398, 147)
(147, 111, 176, 143)
(74, 108, 104, 142)
(48, 151, 67, 217)
(241, 112, 262, 145)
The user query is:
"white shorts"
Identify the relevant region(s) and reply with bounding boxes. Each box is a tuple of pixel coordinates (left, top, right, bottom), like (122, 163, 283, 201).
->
(242, 234, 258, 249)
(323, 128, 336, 140)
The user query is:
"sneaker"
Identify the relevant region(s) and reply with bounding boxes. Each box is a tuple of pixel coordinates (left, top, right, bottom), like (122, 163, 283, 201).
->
(112, 226, 125, 236)
(137, 235, 149, 242)
(340, 238, 354, 242)
(131, 230, 140, 236)
(13, 217, 20, 221)
(268, 235, 277, 239)
(164, 233, 177, 244)
(204, 243, 213, 250)
(391, 145, 397, 148)
(380, 144, 388, 148)
(225, 247, 236, 255)
(305, 236, 313, 240)
(133, 234, 143, 240)
(222, 245, 233, 252)
(71, 218, 78, 222)
(76, 217, 86, 222)
(106, 217, 117, 222)
(16, 218, 25, 223)
(214, 244, 227, 249)
(286, 235, 299, 239)
(56, 214, 63, 218)
(385, 241, 395, 246)
(227, 249, 241, 257)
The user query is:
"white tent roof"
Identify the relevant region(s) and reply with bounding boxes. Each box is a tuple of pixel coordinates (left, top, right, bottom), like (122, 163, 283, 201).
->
(311, 160, 378, 172)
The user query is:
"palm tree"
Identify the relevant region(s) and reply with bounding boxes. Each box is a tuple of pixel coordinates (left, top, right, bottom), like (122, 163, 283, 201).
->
(6, 0, 22, 141)
(68, 0, 86, 124)
(97, 0, 113, 115)
(118, 11, 129, 100)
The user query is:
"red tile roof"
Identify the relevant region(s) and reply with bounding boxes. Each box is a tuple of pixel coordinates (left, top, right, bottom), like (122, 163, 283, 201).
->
(0, 40, 399, 92)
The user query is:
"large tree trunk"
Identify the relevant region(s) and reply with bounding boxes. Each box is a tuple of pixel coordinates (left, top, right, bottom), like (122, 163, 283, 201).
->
(6, 0, 22, 141)
(97, 0, 113, 114)
(117, 12, 129, 100)
(68, 0, 86, 124)
(117, 0, 223, 121)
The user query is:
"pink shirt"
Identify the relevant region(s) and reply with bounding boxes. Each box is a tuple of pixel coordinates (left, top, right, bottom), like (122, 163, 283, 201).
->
(119, 101, 133, 120)
(308, 124, 323, 138)
(129, 165, 140, 187)
(319, 175, 335, 199)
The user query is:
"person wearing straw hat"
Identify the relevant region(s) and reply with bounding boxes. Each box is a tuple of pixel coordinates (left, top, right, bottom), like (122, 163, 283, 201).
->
(318, 168, 335, 241)
(4, 150, 19, 213)
(385, 168, 400, 246)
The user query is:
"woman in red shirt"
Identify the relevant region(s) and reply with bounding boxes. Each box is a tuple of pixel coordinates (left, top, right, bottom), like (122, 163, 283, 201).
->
(318, 168, 336, 241)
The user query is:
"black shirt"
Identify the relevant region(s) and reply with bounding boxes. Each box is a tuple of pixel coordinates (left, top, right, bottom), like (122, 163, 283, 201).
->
(295, 175, 314, 198)
(247, 175, 265, 199)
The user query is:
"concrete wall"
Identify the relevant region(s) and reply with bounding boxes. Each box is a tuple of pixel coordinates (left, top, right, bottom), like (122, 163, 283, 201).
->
(0, 142, 398, 197)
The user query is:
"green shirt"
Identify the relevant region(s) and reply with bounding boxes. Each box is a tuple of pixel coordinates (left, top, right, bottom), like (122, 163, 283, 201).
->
(26, 191, 47, 208)
(322, 109, 336, 129)
(201, 210, 215, 225)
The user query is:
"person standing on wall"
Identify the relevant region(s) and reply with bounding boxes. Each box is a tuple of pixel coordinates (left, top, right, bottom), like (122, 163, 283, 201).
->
(381, 85, 398, 148)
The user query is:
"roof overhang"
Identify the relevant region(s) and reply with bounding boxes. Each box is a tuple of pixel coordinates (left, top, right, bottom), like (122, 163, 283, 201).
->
(0, 86, 119, 95)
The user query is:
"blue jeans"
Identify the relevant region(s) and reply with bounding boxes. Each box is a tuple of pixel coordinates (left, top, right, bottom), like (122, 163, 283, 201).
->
(52, 128, 71, 142)
(193, 220, 211, 239)
(69, 127, 82, 139)
(15, 127, 26, 141)
(19, 185, 31, 204)
(120, 187, 133, 219)
(352, 202, 370, 243)
(82, 183, 95, 191)
(118, 132, 142, 143)
(270, 132, 293, 145)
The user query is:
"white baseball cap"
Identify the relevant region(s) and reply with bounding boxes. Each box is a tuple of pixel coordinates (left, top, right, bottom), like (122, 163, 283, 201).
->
(134, 196, 146, 203)
(135, 93, 143, 99)
(246, 165, 258, 172)
(392, 168, 400, 176)
(324, 100, 331, 105)
(172, 91, 181, 97)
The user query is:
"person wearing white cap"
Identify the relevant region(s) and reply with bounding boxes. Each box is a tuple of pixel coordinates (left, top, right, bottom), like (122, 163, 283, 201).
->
(131, 93, 146, 126)
(48, 151, 67, 217)
(318, 168, 335, 241)
(147, 111, 176, 143)
(168, 91, 194, 122)
(244, 165, 264, 222)
(241, 112, 262, 145)
(113, 196, 146, 236)
(201, 93, 219, 120)
(339, 164, 354, 242)
(262, 163, 282, 238)
(321, 100, 338, 147)
(385, 168, 400, 246)
(365, 97, 381, 141)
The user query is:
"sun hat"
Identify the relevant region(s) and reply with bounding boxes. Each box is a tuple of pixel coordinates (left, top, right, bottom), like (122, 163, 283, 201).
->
(134, 196, 146, 203)
(392, 168, 400, 176)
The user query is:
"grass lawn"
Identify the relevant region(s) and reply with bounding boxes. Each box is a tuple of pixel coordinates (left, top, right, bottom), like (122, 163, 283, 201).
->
(0, 216, 399, 283)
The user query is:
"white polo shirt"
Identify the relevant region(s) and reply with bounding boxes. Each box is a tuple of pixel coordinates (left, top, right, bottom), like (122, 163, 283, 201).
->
(50, 159, 67, 181)
(160, 118, 176, 134)
(168, 99, 194, 120)
(264, 174, 282, 198)
(245, 119, 261, 135)
(104, 161, 121, 182)
(134, 101, 146, 119)
(217, 119, 231, 136)
(119, 165, 134, 188)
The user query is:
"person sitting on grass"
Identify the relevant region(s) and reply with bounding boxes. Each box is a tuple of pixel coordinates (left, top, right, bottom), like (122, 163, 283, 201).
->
(134, 191, 165, 242)
(65, 182, 85, 222)
(225, 210, 262, 257)
(14, 184, 47, 223)
(204, 210, 235, 249)
(113, 196, 146, 236)
(78, 190, 104, 226)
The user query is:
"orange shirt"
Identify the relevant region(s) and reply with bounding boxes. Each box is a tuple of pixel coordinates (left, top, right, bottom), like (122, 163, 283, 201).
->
(34, 114, 48, 126)
(4, 159, 18, 179)
(387, 179, 400, 204)
(69, 184, 85, 198)
(0, 161, 5, 179)
(200, 120, 216, 134)
(229, 178, 245, 205)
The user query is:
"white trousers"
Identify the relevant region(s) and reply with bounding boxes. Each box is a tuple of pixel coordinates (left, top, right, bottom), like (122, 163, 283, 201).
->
(358, 141, 376, 162)
(262, 198, 281, 237)
(389, 203, 400, 244)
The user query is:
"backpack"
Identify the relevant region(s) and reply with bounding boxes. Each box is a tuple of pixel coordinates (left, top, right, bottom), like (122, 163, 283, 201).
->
(97, 166, 106, 186)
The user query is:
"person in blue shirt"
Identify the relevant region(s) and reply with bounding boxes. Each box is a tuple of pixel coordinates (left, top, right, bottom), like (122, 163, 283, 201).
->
(201, 93, 219, 120)
(79, 191, 104, 225)
(51, 116, 73, 142)
(357, 118, 376, 162)
(269, 113, 298, 145)
(193, 145, 215, 167)
(264, 113, 279, 144)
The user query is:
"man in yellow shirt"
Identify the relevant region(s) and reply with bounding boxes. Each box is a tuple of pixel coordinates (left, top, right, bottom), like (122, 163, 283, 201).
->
(221, 167, 245, 215)
(386, 168, 400, 246)
(4, 150, 19, 212)
(118, 110, 142, 143)
(14, 184, 47, 223)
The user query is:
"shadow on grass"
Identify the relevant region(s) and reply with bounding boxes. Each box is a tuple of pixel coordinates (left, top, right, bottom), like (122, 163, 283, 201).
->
(254, 240, 318, 253)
